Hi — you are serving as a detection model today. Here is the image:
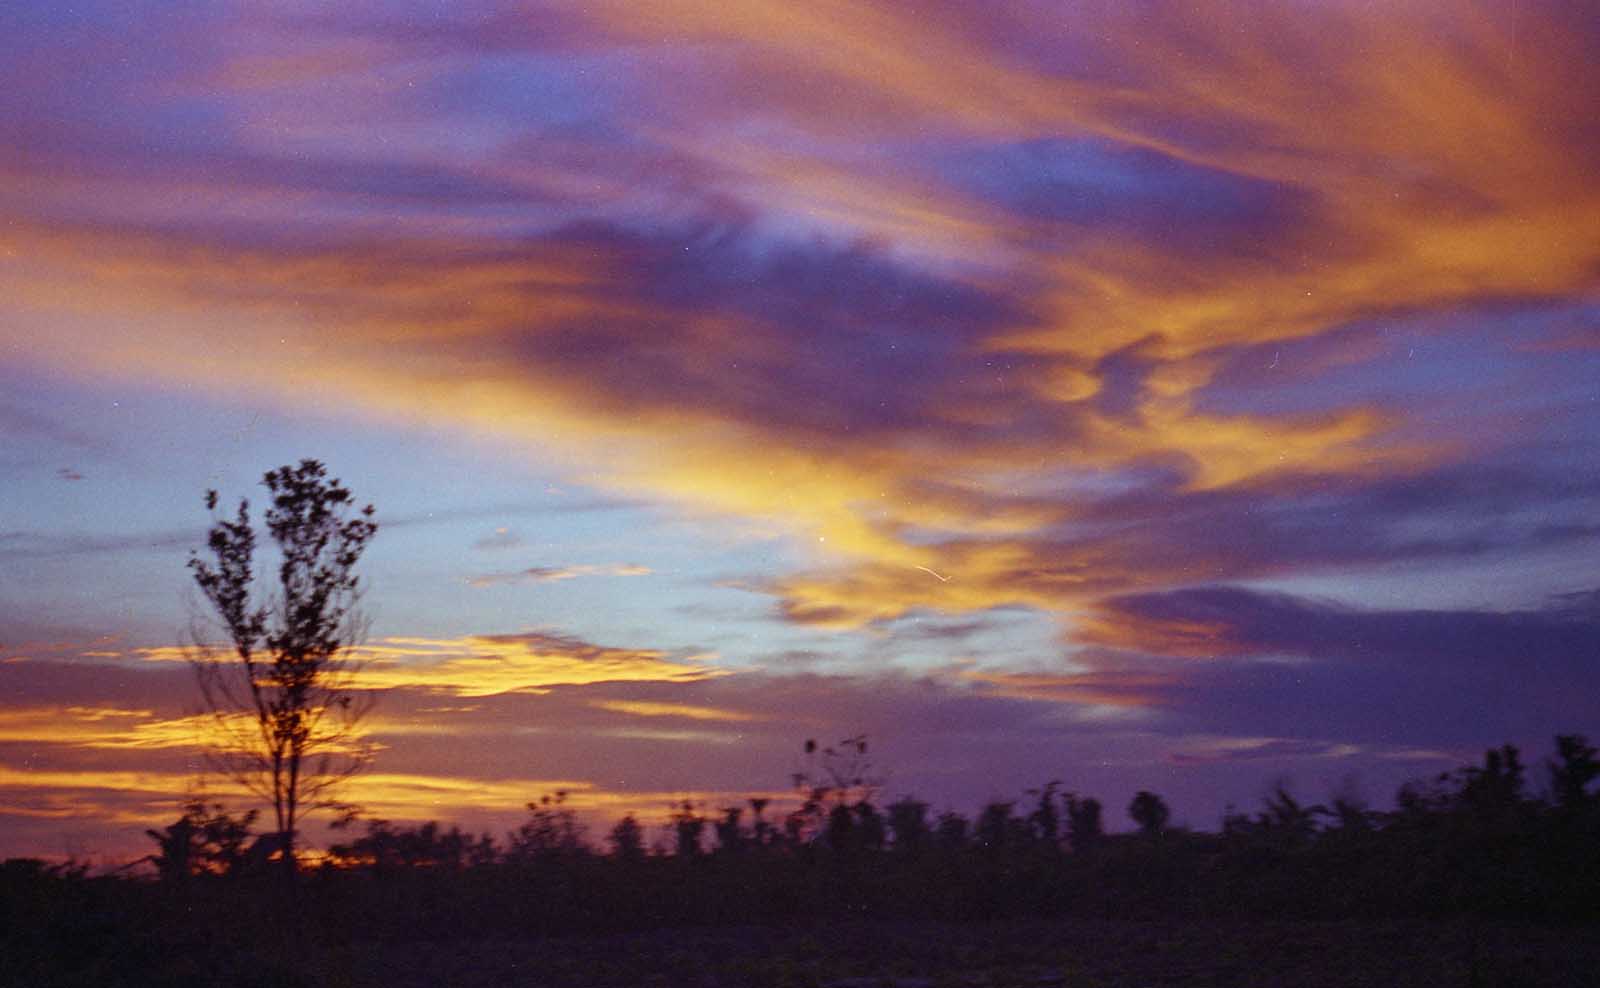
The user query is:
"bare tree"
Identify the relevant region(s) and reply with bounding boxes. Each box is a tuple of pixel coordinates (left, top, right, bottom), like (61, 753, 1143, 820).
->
(188, 459, 378, 877)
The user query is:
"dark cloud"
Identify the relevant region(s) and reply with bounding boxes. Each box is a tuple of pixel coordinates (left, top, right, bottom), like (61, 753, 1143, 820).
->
(934, 137, 1308, 252)
(481, 218, 1037, 443)
(0, 657, 194, 711)
(0, 402, 103, 451)
(893, 617, 1003, 642)
(763, 450, 1600, 629)
(375, 495, 648, 533)
(1092, 583, 1600, 670)
(472, 527, 523, 550)
(1077, 585, 1600, 747)
(1058, 456, 1600, 583)
(0, 528, 195, 561)
(1167, 738, 1356, 765)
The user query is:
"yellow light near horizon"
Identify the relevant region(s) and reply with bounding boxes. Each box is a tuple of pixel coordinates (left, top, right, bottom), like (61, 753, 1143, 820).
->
(591, 700, 761, 723)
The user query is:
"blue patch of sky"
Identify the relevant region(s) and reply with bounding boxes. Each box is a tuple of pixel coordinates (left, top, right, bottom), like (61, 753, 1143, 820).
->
(0, 362, 772, 653)
(876, 607, 1064, 675)
(0, 0, 213, 41)
(1242, 537, 1600, 613)
(0, 1, 224, 120)
(1191, 302, 1600, 454)
(421, 501, 812, 653)
(926, 136, 1293, 239)
(428, 52, 638, 135)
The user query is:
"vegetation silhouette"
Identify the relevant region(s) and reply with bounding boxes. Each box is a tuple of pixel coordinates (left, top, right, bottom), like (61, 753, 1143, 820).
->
(187, 459, 379, 883)
(7, 735, 1600, 984)
(116, 732, 1600, 929)
(145, 799, 258, 881)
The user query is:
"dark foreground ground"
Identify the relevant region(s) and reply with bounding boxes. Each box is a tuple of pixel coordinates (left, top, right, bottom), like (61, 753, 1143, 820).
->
(22, 919, 1595, 988)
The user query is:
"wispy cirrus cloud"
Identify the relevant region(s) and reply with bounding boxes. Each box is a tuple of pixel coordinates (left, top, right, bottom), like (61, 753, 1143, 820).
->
(465, 563, 652, 587)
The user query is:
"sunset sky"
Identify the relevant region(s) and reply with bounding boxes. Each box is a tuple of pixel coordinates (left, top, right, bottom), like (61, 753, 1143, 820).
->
(3, 0, 1598, 861)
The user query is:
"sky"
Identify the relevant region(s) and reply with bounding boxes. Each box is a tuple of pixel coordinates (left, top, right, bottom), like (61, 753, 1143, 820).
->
(2, 0, 1598, 862)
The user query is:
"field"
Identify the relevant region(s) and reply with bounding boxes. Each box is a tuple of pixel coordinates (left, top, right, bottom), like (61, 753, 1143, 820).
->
(18, 917, 1598, 988)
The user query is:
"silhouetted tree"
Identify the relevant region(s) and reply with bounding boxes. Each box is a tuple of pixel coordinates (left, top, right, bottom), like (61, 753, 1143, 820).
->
(1258, 784, 1322, 848)
(1064, 792, 1104, 852)
(714, 806, 746, 854)
(1129, 790, 1170, 837)
(789, 735, 883, 846)
(1027, 782, 1062, 846)
(1457, 744, 1526, 821)
(886, 797, 931, 854)
(509, 791, 587, 861)
(1548, 734, 1599, 816)
(188, 459, 378, 879)
(748, 798, 775, 847)
(146, 799, 258, 881)
(670, 799, 706, 857)
(1324, 777, 1375, 833)
(105, 731, 1600, 941)
(976, 800, 1026, 851)
(328, 819, 491, 872)
(818, 799, 886, 854)
(608, 814, 646, 861)
(825, 802, 856, 852)
(465, 830, 499, 868)
(935, 810, 970, 851)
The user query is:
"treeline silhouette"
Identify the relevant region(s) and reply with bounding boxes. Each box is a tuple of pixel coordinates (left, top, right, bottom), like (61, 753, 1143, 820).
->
(4, 733, 1598, 982)
(297, 732, 1596, 930)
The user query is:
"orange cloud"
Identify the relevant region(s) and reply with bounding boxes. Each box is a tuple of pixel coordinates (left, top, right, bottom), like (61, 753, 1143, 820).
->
(1075, 609, 1242, 662)
(0, 706, 213, 751)
(349, 634, 727, 697)
(135, 633, 725, 697)
(5, 0, 1596, 640)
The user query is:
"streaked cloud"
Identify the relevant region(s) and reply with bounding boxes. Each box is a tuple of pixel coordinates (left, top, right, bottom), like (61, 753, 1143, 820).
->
(135, 630, 717, 698)
(465, 563, 652, 587)
(590, 699, 759, 723)
(472, 526, 525, 551)
(0, 706, 208, 750)
(1081, 585, 1600, 668)
(955, 669, 1170, 712)
(350, 633, 724, 697)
